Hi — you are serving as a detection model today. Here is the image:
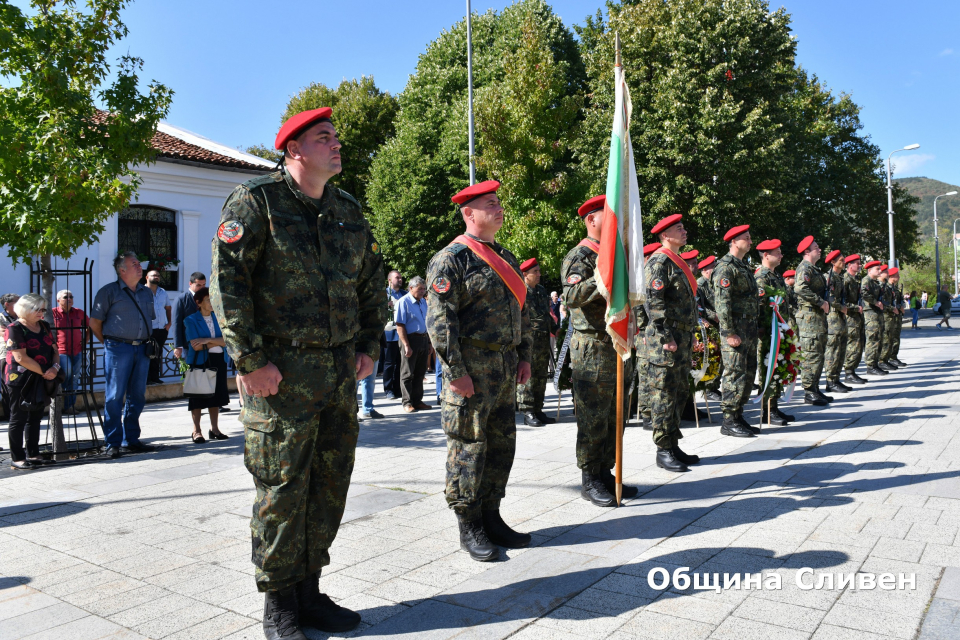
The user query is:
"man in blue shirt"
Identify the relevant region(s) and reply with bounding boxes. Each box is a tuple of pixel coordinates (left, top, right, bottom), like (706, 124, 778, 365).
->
(395, 276, 432, 412)
(89, 252, 157, 458)
(382, 270, 407, 399)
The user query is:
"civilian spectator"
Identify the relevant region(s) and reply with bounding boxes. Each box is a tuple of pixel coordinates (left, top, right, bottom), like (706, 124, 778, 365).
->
(5, 293, 59, 470)
(549, 291, 561, 372)
(921, 291, 928, 308)
(173, 271, 230, 413)
(184, 287, 230, 443)
(936, 285, 953, 330)
(383, 270, 406, 399)
(145, 270, 172, 385)
(90, 252, 157, 458)
(1, 292, 19, 422)
(52, 289, 90, 414)
(357, 370, 382, 420)
(910, 290, 921, 329)
(395, 276, 432, 413)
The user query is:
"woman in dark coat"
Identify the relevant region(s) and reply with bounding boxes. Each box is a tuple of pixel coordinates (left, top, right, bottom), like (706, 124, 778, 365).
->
(184, 287, 230, 443)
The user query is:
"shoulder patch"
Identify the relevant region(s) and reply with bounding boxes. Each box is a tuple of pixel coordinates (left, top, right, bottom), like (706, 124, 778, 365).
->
(432, 276, 451, 294)
(651, 278, 664, 291)
(719, 277, 731, 288)
(803, 273, 810, 282)
(217, 220, 244, 244)
(371, 241, 381, 254)
(566, 274, 582, 285)
(759, 287, 765, 297)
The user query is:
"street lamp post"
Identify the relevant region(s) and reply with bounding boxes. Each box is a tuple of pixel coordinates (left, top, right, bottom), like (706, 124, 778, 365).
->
(886, 143, 921, 268)
(953, 218, 960, 296)
(465, 0, 476, 185)
(933, 191, 958, 293)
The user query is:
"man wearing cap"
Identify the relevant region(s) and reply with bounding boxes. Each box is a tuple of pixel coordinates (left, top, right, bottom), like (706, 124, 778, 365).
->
(794, 236, 832, 406)
(878, 267, 899, 371)
(754, 239, 795, 426)
(563, 195, 641, 504)
(645, 214, 701, 470)
(860, 260, 887, 376)
(823, 249, 852, 394)
(635, 242, 662, 430)
(516, 257, 558, 427)
(712, 225, 759, 437)
(783, 270, 799, 331)
(426, 180, 533, 561)
(211, 107, 384, 638)
(842, 255, 868, 385)
(888, 269, 907, 367)
(696, 255, 722, 403)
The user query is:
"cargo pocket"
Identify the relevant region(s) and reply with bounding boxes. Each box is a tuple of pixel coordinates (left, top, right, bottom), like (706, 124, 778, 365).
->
(570, 332, 599, 381)
(441, 390, 482, 442)
(241, 395, 281, 485)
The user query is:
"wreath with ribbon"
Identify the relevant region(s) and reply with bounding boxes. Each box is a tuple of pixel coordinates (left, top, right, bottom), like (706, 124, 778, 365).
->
(691, 322, 722, 390)
(754, 286, 803, 403)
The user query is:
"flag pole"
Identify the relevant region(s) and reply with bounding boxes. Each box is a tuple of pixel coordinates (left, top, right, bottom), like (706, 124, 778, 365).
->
(614, 31, 624, 507)
(466, 0, 476, 185)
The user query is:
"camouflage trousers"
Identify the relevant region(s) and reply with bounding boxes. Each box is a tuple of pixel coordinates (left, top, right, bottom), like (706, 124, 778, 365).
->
(797, 306, 827, 390)
(824, 311, 848, 382)
(517, 330, 550, 412)
(881, 313, 899, 361)
(635, 340, 651, 418)
(720, 319, 759, 419)
(844, 311, 864, 374)
(892, 312, 903, 358)
(571, 331, 618, 474)
(647, 331, 692, 449)
(242, 344, 359, 593)
(442, 344, 517, 521)
(863, 310, 884, 368)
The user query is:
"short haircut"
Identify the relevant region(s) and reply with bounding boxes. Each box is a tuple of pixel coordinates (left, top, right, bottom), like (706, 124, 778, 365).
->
(408, 276, 426, 290)
(57, 289, 73, 300)
(189, 272, 206, 283)
(114, 251, 138, 274)
(193, 286, 210, 306)
(0, 293, 19, 307)
(14, 292, 45, 317)
(388, 269, 401, 278)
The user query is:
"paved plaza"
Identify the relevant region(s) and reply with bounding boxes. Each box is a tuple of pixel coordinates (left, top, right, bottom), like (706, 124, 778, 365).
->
(2, 318, 960, 639)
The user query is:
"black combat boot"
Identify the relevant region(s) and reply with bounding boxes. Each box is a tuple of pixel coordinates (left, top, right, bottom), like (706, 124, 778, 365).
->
(878, 362, 896, 371)
(892, 358, 906, 367)
(720, 417, 755, 437)
(825, 380, 852, 393)
(705, 389, 722, 402)
(600, 468, 639, 499)
(803, 389, 828, 406)
(641, 415, 653, 431)
(736, 413, 761, 434)
(656, 447, 689, 472)
(884, 360, 900, 370)
(816, 389, 835, 403)
(581, 471, 616, 507)
(481, 510, 531, 548)
(262, 587, 308, 640)
(672, 445, 700, 465)
(681, 399, 709, 422)
(523, 412, 545, 427)
(295, 572, 361, 632)
(866, 365, 888, 376)
(773, 407, 796, 423)
(760, 406, 789, 426)
(458, 516, 500, 561)
(536, 411, 556, 425)
(845, 371, 868, 385)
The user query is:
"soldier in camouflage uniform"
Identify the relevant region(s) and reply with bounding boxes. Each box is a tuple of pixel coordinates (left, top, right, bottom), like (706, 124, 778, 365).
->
(783, 270, 799, 333)
(888, 269, 907, 367)
(878, 268, 900, 371)
(823, 250, 852, 394)
(754, 239, 796, 426)
(516, 258, 558, 426)
(645, 214, 701, 471)
(696, 255, 723, 403)
(211, 108, 381, 639)
(842, 255, 869, 385)
(426, 180, 533, 561)
(860, 260, 887, 376)
(794, 236, 832, 406)
(635, 242, 662, 431)
(563, 195, 640, 505)
(712, 224, 759, 438)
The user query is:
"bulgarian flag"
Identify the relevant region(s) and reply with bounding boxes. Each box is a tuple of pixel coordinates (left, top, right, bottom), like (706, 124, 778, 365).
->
(595, 55, 646, 358)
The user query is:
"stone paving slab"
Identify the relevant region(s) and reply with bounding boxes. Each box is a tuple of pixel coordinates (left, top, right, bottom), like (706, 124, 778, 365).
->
(1, 318, 960, 639)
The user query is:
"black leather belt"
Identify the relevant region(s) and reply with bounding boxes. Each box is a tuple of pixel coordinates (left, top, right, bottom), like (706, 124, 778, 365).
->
(104, 335, 147, 345)
(461, 337, 510, 352)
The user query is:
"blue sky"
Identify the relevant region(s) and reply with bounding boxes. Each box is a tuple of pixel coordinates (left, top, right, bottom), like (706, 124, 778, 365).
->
(97, 0, 956, 183)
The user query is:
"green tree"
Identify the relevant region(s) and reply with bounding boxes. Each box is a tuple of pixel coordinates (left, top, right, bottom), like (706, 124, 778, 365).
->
(0, 0, 172, 266)
(282, 76, 397, 207)
(244, 143, 281, 163)
(367, 0, 587, 279)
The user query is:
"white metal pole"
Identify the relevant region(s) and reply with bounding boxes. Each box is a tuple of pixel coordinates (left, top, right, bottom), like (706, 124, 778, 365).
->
(954, 218, 960, 296)
(887, 156, 895, 268)
(935, 196, 941, 293)
(466, 0, 476, 185)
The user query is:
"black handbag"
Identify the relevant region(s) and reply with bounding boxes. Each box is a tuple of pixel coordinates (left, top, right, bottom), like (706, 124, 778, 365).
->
(18, 372, 50, 411)
(122, 287, 161, 359)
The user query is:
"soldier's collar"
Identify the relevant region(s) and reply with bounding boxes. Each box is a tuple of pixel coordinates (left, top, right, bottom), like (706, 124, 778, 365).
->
(282, 169, 330, 211)
(465, 232, 497, 247)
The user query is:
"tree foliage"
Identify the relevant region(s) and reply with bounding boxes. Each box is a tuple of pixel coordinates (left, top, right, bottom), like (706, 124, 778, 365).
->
(282, 76, 398, 207)
(0, 0, 172, 264)
(244, 143, 281, 163)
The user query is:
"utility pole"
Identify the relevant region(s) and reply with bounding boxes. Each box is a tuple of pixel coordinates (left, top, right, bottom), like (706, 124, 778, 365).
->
(466, 0, 476, 185)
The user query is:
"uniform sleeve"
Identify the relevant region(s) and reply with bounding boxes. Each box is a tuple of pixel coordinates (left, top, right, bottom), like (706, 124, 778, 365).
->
(828, 273, 844, 312)
(561, 251, 603, 309)
(517, 289, 532, 364)
(644, 259, 674, 345)
(210, 186, 269, 375)
(426, 252, 467, 381)
(712, 265, 736, 337)
(795, 266, 824, 307)
(354, 224, 386, 360)
(861, 277, 879, 307)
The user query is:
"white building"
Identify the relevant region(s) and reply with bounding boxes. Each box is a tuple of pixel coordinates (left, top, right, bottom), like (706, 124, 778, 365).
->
(0, 121, 275, 301)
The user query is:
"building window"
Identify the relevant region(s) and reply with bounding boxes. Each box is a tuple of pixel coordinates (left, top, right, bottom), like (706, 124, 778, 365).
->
(118, 205, 179, 290)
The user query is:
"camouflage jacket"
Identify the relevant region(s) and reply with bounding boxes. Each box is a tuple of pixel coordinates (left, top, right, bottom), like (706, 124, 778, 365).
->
(894, 284, 904, 311)
(696, 275, 719, 325)
(825, 267, 847, 314)
(210, 170, 385, 375)
(755, 266, 793, 325)
(645, 251, 698, 347)
(426, 234, 532, 381)
(861, 275, 883, 312)
(561, 241, 607, 335)
(712, 253, 760, 337)
(795, 259, 827, 311)
(881, 282, 896, 314)
(526, 283, 557, 334)
(843, 271, 862, 314)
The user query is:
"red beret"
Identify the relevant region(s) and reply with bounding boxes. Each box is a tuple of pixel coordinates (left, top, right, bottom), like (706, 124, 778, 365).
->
(452, 180, 501, 205)
(863, 260, 881, 270)
(783, 269, 796, 278)
(275, 107, 333, 150)
(681, 250, 699, 261)
(888, 267, 900, 276)
(651, 214, 683, 235)
(724, 224, 750, 242)
(844, 254, 861, 264)
(643, 242, 662, 257)
(520, 258, 538, 272)
(755, 239, 781, 252)
(578, 195, 606, 218)
(880, 264, 888, 272)
(797, 236, 815, 254)
(824, 250, 842, 264)
(698, 255, 717, 270)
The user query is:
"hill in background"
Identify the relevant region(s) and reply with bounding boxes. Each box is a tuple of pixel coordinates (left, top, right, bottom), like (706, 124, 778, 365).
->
(896, 177, 960, 241)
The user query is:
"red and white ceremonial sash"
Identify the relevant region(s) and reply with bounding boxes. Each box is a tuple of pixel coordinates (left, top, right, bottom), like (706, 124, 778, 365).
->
(452, 235, 527, 309)
(577, 237, 600, 253)
(654, 247, 697, 297)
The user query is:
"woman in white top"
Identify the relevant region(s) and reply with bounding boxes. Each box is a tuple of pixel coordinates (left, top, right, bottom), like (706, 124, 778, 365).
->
(184, 287, 230, 443)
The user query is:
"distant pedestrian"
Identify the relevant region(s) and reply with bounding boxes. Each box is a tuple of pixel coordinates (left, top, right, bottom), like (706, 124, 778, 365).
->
(910, 290, 920, 329)
(172, 272, 229, 412)
(52, 290, 90, 414)
(396, 276, 432, 412)
(921, 291, 928, 308)
(145, 270, 171, 385)
(89, 252, 157, 458)
(936, 285, 953, 330)
(183, 287, 230, 443)
(382, 270, 406, 399)
(1, 293, 20, 422)
(357, 369, 382, 420)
